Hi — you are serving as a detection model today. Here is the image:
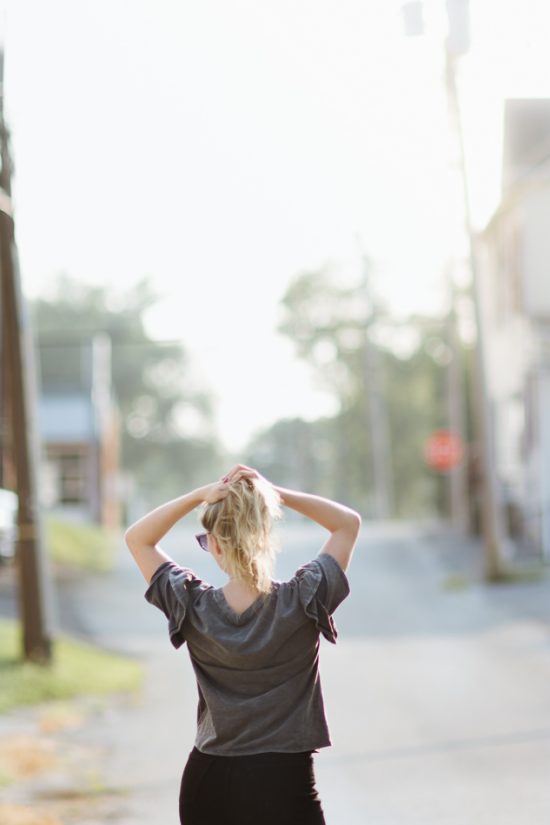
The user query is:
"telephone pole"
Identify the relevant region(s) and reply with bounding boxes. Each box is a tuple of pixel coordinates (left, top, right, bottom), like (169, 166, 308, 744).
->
(445, 264, 468, 531)
(401, 0, 505, 578)
(0, 41, 54, 661)
(443, 8, 505, 579)
(357, 240, 394, 520)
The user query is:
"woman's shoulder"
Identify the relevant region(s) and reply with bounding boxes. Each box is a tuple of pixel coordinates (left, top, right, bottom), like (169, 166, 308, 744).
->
(146, 560, 213, 606)
(280, 552, 347, 588)
(272, 554, 340, 605)
(267, 554, 349, 643)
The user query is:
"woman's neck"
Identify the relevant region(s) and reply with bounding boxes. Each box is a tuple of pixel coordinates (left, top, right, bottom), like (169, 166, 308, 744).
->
(225, 577, 259, 594)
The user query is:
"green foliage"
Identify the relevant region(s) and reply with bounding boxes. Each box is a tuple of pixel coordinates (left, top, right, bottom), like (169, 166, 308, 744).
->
(0, 619, 142, 713)
(30, 274, 225, 499)
(250, 265, 472, 518)
(46, 517, 117, 573)
(278, 265, 369, 403)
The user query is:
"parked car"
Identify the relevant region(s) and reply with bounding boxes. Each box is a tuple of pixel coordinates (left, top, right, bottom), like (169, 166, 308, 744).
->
(0, 488, 17, 563)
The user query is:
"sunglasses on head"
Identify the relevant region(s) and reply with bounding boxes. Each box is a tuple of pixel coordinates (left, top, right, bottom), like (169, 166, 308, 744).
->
(195, 532, 209, 552)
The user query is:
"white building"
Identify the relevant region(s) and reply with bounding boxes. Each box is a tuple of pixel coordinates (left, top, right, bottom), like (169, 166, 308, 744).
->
(477, 99, 550, 561)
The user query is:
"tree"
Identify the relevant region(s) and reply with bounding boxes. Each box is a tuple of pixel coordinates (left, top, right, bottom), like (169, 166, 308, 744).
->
(272, 265, 458, 517)
(31, 273, 224, 507)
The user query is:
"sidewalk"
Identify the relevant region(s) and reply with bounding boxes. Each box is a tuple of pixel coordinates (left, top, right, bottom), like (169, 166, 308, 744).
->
(0, 649, 195, 824)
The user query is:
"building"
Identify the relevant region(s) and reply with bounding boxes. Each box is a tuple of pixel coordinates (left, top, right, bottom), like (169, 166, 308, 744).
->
(477, 99, 550, 561)
(37, 333, 122, 530)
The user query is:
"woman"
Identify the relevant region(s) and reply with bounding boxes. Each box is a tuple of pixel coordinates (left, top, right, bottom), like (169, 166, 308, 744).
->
(125, 463, 361, 825)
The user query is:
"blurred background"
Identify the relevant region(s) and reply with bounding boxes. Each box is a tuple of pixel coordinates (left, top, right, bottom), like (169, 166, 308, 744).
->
(2, 0, 548, 566)
(0, 0, 550, 823)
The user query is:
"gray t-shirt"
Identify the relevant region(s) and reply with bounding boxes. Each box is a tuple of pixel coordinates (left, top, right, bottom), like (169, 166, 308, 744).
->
(144, 551, 350, 756)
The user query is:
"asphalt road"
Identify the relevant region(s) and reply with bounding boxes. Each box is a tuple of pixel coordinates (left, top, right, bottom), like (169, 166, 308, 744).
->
(3, 519, 550, 824)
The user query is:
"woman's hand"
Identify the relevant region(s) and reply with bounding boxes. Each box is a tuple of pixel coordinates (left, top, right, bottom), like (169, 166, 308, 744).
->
(202, 480, 231, 504)
(221, 464, 270, 486)
(201, 466, 272, 506)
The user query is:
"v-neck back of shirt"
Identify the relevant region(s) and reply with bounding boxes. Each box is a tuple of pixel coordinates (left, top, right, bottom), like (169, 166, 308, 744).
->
(212, 586, 274, 624)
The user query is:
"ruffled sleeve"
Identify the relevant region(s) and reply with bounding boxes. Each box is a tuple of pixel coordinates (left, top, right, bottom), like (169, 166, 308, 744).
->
(144, 561, 207, 649)
(294, 553, 350, 644)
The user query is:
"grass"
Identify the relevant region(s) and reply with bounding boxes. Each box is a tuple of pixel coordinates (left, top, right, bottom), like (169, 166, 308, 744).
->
(488, 564, 548, 584)
(0, 619, 143, 714)
(441, 572, 471, 591)
(441, 563, 548, 590)
(45, 518, 119, 574)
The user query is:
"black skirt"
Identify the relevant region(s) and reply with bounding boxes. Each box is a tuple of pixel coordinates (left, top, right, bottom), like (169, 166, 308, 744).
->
(179, 746, 327, 825)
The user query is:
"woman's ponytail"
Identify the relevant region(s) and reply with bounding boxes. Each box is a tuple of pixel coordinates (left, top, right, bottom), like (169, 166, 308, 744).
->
(200, 476, 282, 593)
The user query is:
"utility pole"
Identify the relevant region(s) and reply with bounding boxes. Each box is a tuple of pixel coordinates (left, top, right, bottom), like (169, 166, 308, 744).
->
(445, 264, 468, 531)
(400, 0, 505, 577)
(357, 241, 394, 519)
(0, 41, 54, 661)
(443, 2, 505, 579)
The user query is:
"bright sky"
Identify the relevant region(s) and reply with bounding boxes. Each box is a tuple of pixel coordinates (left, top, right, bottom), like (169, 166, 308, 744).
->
(3, 0, 550, 452)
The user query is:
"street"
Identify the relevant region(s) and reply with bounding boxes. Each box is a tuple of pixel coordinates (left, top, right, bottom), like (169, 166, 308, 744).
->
(2, 520, 550, 824)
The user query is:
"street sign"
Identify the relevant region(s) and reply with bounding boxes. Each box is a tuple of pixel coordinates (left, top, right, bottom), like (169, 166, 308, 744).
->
(424, 429, 464, 472)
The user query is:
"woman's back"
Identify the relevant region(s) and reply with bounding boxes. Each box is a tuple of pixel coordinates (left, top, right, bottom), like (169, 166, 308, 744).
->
(145, 551, 350, 756)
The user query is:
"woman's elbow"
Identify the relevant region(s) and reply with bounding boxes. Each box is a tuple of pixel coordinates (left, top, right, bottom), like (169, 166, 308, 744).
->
(124, 526, 139, 549)
(346, 509, 362, 535)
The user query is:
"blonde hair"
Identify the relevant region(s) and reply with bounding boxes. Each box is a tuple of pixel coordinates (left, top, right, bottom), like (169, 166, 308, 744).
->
(200, 477, 282, 594)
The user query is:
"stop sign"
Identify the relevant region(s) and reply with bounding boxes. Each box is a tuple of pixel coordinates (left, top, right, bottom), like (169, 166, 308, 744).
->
(424, 430, 464, 472)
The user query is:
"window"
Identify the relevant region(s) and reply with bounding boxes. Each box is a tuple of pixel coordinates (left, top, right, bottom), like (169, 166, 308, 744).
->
(57, 452, 87, 504)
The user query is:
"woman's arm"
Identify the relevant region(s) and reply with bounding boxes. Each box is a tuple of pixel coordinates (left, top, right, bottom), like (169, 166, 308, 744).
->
(274, 486, 361, 572)
(274, 486, 360, 533)
(124, 481, 229, 584)
(223, 465, 361, 572)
